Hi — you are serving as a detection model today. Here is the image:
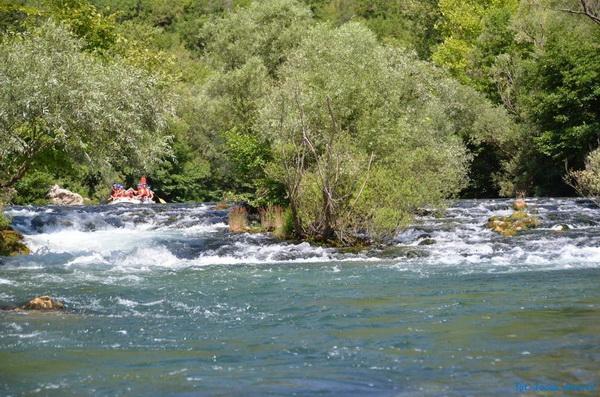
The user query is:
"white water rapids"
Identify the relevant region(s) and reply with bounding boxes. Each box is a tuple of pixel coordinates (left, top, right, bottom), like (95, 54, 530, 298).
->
(2, 198, 599, 274)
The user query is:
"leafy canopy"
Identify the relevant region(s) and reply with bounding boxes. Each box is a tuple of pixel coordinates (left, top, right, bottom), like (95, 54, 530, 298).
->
(260, 23, 511, 243)
(0, 21, 173, 190)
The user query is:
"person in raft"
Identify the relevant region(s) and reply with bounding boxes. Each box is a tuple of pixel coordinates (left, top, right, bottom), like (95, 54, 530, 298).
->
(136, 179, 154, 201)
(109, 184, 125, 200)
(109, 177, 154, 201)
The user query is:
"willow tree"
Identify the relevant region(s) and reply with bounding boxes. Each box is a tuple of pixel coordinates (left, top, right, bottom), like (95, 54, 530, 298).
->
(0, 21, 173, 193)
(193, 0, 313, 202)
(260, 23, 513, 245)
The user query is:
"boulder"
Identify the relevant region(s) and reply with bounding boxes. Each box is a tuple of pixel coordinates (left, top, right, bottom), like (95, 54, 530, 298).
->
(487, 209, 540, 237)
(551, 224, 571, 232)
(20, 296, 64, 311)
(214, 202, 230, 210)
(0, 228, 30, 256)
(47, 185, 84, 205)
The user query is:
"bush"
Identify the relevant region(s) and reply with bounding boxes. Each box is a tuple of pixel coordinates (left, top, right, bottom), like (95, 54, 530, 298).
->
(567, 148, 600, 206)
(0, 210, 10, 230)
(12, 171, 54, 205)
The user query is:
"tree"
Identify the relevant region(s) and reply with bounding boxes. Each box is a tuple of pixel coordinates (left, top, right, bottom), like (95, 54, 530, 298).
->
(260, 23, 512, 245)
(432, 0, 519, 89)
(0, 21, 173, 192)
(197, 0, 312, 75)
(304, 0, 441, 59)
(189, 0, 313, 203)
(558, 0, 600, 25)
(495, 1, 600, 195)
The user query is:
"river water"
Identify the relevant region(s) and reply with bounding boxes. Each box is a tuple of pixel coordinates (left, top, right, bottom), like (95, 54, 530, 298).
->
(1, 199, 599, 396)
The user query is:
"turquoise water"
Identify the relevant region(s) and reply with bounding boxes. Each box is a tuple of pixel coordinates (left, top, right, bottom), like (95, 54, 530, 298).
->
(1, 199, 599, 396)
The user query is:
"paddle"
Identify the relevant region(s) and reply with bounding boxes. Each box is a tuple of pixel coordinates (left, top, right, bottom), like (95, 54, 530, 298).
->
(154, 194, 167, 204)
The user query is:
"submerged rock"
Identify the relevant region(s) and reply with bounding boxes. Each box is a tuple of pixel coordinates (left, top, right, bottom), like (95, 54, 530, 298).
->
(487, 201, 539, 237)
(47, 184, 84, 205)
(374, 245, 429, 259)
(214, 202, 230, 210)
(551, 224, 571, 232)
(0, 227, 30, 256)
(20, 296, 65, 311)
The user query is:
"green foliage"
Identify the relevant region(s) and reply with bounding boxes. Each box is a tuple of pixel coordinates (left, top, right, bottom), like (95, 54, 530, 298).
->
(223, 129, 270, 188)
(0, 21, 173, 193)
(260, 22, 509, 244)
(198, 0, 312, 74)
(305, 0, 441, 58)
(151, 138, 212, 202)
(0, 210, 10, 230)
(2, 0, 599, 212)
(433, 0, 518, 85)
(521, 20, 600, 164)
(567, 148, 600, 205)
(191, 1, 314, 203)
(12, 171, 54, 205)
(0, 1, 39, 33)
(494, 2, 600, 195)
(40, 0, 119, 52)
(431, 0, 600, 196)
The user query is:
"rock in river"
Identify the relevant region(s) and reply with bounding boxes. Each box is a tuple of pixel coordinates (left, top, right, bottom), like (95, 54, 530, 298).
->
(47, 184, 84, 205)
(487, 200, 540, 237)
(0, 227, 30, 256)
(20, 296, 65, 311)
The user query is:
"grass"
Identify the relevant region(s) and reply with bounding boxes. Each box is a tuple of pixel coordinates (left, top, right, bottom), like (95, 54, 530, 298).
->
(259, 205, 284, 231)
(229, 205, 294, 238)
(260, 205, 294, 239)
(228, 206, 249, 233)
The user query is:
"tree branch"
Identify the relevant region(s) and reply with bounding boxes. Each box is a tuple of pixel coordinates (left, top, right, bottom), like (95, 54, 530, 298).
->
(351, 152, 375, 207)
(557, 0, 600, 25)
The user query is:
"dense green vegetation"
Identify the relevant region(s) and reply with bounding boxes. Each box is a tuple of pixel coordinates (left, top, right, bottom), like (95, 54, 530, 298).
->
(568, 148, 600, 206)
(0, 0, 599, 244)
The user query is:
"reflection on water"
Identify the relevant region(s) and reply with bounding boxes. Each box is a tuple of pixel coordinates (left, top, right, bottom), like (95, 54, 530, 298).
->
(1, 199, 599, 396)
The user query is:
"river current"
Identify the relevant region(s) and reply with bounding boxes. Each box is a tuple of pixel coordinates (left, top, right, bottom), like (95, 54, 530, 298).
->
(1, 199, 599, 396)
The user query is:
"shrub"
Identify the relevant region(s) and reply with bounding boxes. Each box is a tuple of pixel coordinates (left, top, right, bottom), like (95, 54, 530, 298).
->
(0, 210, 10, 231)
(567, 148, 600, 206)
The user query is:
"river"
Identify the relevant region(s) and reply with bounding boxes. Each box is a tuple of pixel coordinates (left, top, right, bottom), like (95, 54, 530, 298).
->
(1, 199, 599, 396)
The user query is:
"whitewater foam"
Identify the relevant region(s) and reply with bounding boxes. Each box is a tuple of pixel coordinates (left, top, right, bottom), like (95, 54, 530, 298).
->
(3, 199, 600, 274)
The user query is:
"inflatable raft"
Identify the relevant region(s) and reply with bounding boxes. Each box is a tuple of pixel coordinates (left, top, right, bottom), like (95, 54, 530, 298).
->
(108, 197, 154, 205)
